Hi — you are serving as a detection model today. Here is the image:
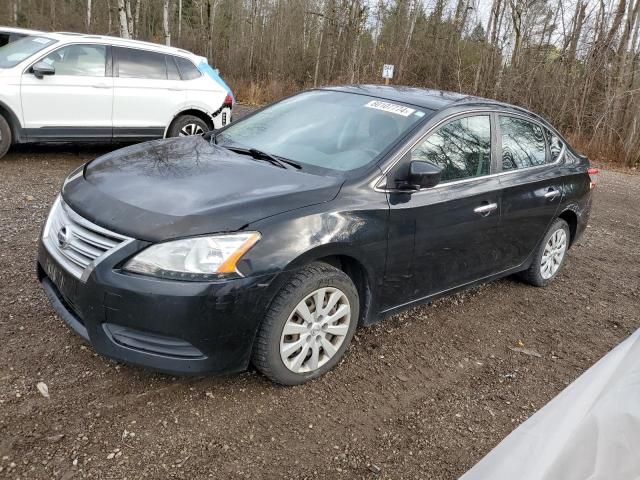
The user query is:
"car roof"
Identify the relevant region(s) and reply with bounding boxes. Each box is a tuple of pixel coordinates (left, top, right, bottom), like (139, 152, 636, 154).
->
(322, 84, 533, 116)
(29, 31, 203, 61)
(0, 26, 45, 35)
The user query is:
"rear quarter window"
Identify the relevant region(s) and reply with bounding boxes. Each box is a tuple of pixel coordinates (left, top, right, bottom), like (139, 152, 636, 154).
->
(174, 56, 201, 80)
(545, 128, 564, 162)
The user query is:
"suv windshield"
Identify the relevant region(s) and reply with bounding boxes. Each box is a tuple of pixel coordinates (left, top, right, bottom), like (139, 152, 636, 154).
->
(0, 36, 57, 68)
(217, 90, 428, 172)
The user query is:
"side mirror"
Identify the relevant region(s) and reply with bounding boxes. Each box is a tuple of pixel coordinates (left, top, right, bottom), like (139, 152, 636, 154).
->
(408, 160, 442, 189)
(32, 61, 55, 79)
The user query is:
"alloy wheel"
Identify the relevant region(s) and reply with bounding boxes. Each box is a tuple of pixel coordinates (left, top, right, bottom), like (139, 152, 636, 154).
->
(279, 287, 351, 373)
(540, 228, 567, 279)
(179, 123, 205, 136)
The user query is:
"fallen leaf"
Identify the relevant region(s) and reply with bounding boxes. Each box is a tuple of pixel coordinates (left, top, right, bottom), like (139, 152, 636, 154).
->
(36, 382, 50, 398)
(508, 346, 542, 358)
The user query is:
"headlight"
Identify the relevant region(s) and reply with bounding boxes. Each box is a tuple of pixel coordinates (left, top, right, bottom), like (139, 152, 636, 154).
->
(42, 195, 61, 239)
(123, 232, 261, 281)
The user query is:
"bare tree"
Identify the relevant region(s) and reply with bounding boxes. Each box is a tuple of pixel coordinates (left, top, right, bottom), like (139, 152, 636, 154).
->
(117, 0, 130, 39)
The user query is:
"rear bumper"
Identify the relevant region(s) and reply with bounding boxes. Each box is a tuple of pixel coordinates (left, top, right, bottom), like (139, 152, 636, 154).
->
(37, 240, 277, 376)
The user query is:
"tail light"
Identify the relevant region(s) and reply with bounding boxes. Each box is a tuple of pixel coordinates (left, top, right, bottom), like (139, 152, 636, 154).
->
(223, 93, 233, 107)
(587, 168, 599, 189)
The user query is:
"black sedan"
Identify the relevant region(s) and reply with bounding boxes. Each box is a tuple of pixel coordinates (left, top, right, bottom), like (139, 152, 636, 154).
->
(37, 86, 596, 384)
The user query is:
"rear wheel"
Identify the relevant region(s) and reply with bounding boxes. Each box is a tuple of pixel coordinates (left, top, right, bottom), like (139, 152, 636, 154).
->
(252, 262, 359, 385)
(0, 115, 12, 159)
(520, 218, 570, 287)
(167, 115, 209, 137)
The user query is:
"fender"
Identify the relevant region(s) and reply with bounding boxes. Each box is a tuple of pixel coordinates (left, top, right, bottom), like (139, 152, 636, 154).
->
(163, 104, 215, 137)
(0, 99, 23, 143)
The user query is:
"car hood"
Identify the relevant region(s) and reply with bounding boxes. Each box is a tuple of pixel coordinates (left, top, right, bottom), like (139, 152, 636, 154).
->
(62, 136, 343, 242)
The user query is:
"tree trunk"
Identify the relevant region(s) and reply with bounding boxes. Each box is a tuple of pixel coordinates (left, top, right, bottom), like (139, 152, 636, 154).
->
(86, 0, 92, 30)
(313, 10, 327, 87)
(117, 0, 130, 38)
(126, 0, 134, 38)
(163, 0, 171, 46)
(177, 0, 182, 41)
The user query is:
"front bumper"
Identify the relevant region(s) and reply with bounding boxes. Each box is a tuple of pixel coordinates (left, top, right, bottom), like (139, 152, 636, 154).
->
(37, 239, 277, 376)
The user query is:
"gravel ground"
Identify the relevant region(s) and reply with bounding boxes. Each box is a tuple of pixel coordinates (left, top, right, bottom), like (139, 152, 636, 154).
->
(0, 108, 639, 479)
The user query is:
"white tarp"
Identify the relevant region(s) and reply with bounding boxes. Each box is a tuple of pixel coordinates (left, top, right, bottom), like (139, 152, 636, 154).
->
(461, 328, 640, 480)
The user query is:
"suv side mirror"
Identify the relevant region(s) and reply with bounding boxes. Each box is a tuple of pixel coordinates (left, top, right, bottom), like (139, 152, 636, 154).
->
(408, 161, 442, 189)
(32, 62, 55, 79)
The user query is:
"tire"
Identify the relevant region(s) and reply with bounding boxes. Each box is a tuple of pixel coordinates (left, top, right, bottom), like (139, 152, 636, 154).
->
(0, 114, 12, 159)
(252, 262, 359, 385)
(520, 218, 570, 287)
(167, 115, 210, 137)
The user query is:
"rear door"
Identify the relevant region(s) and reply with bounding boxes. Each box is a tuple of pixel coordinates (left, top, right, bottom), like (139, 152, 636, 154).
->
(112, 47, 186, 139)
(21, 43, 113, 139)
(383, 113, 502, 309)
(494, 115, 564, 270)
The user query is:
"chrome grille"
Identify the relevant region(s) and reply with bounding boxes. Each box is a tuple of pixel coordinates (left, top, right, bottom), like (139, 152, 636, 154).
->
(43, 197, 132, 281)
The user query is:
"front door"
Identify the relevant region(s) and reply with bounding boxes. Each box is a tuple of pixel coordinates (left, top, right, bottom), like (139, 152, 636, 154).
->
(21, 43, 113, 140)
(383, 114, 502, 310)
(494, 115, 564, 271)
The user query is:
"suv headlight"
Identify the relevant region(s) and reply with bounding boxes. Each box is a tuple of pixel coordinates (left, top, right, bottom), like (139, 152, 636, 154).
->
(123, 232, 260, 281)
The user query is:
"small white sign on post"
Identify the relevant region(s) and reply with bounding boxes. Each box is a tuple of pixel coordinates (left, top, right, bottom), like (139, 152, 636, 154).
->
(382, 64, 394, 84)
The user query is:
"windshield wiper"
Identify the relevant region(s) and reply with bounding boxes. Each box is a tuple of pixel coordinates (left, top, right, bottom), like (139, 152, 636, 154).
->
(202, 130, 218, 144)
(226, 146, 302, 170)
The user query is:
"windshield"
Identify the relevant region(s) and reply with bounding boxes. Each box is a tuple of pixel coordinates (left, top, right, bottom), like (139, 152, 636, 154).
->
(218, 90, 429, 172)
(0, 36, 57, 68)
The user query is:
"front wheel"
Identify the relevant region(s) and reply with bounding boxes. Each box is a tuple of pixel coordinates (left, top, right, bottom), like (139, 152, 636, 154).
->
(520, 218, 570, 287)
(252, 263, 359, 385)
(0, 114, 12, 159)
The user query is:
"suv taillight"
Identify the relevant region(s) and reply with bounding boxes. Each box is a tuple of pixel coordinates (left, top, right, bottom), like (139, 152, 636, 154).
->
(587, 168, 599, 189)
(223, 94, 233, 107)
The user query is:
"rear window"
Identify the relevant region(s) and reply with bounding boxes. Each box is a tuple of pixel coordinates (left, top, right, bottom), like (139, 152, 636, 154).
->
(0, 36, 56, 68)
(174, 56, 201, 80)
(116, 47, 166, 80)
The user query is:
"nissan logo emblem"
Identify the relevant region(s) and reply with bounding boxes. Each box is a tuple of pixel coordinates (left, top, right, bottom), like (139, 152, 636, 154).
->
(57, 225, 72, 249)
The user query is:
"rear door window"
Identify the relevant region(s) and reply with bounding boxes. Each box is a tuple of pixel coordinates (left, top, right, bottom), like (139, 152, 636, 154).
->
(174, 56, 201, 80)
(116, 47, 167, 80)
(499, 116, 547, 170)
(411, 115, 492, 183)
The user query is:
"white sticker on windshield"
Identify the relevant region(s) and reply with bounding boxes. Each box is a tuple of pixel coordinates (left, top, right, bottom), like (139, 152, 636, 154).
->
(365, 100, 416, 117)
(32, 37, 51, 44)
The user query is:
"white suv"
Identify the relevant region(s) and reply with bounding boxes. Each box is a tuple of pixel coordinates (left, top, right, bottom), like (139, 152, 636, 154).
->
(0, 32, 234, 158)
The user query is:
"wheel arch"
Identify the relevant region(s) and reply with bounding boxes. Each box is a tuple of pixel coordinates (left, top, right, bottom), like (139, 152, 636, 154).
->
(0, 100, 22, 144)
(276, 245, 378, 326)
(558, 208, 578, 247)
(165, 108, 214, 137)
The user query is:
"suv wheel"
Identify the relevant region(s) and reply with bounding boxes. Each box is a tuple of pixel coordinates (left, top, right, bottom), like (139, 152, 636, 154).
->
(252, 262, 359, 385)
(167, 115, 210, 137)
(520, 218, 570, 287)
(0, 115, 12, 159)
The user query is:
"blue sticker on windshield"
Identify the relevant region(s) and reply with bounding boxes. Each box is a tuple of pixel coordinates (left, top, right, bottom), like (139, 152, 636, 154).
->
(197, 61, 235, 103)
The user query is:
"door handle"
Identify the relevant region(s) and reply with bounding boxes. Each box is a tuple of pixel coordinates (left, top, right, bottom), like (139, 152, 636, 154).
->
(474, 202, 498, 215)
(92, 83, 110, 89)
(544, 188, 561, 199)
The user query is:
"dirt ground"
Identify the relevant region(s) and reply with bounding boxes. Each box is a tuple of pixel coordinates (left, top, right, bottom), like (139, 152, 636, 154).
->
(1, 109, 639, 479)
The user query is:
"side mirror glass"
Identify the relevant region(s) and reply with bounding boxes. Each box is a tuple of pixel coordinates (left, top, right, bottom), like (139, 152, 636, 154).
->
(32, 61, 55, 79)
(408, 160, 442, 189)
